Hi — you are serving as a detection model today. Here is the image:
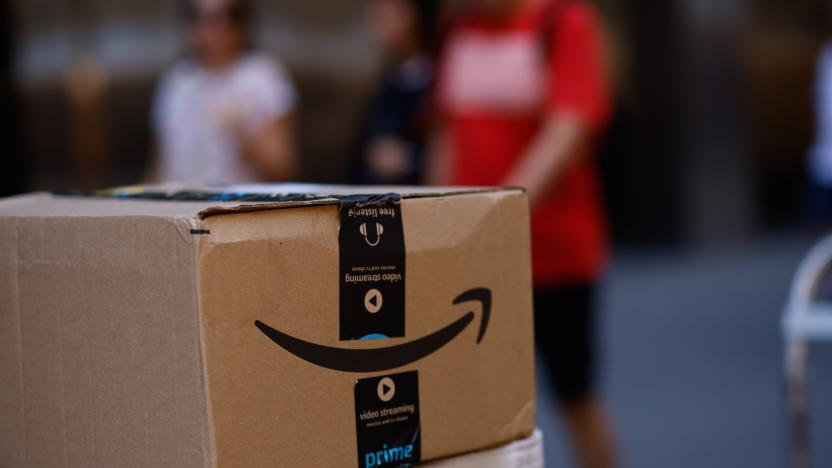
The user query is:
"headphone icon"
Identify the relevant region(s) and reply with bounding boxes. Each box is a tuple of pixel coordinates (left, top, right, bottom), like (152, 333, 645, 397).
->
(359, 222, 384, 247)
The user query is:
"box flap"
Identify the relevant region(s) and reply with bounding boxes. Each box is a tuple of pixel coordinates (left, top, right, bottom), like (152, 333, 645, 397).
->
(0, 185, 522, 220)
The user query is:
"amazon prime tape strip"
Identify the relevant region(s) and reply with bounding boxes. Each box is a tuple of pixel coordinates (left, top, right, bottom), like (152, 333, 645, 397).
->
(338, 194, 406, 341)
(354, 371, 421, 468)
(339, 194, 419, 467)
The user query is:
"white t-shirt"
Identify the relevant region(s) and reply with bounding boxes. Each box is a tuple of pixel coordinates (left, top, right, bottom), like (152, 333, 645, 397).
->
(152, 53, 296, 183)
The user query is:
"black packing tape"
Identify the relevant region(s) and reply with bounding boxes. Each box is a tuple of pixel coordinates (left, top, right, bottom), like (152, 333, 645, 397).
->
(338, 193, 406, 341)
(354, 371, 421, 468)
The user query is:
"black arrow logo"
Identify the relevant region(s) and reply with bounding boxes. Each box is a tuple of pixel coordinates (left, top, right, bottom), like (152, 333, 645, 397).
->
(254, 288, 491, 373)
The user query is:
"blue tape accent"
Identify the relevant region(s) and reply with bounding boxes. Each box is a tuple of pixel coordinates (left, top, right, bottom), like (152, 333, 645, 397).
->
(360, 333, 389, 341)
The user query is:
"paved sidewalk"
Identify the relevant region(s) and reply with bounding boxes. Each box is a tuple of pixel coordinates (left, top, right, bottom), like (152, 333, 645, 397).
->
(537, 233, 832, 468)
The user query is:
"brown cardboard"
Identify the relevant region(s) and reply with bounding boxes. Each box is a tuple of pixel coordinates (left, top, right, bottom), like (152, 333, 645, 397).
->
(0, 186, 535, 467)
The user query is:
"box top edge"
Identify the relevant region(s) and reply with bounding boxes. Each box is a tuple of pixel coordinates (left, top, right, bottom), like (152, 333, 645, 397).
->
(0, 185, 525, 219)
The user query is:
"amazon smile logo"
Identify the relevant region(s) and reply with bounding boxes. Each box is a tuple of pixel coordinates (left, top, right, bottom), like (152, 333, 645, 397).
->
(254, 288, 491, 373)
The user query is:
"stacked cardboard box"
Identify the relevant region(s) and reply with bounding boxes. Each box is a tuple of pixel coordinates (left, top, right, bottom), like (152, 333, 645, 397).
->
(426, 430, 543, 468)
(0, 185, 536, 467)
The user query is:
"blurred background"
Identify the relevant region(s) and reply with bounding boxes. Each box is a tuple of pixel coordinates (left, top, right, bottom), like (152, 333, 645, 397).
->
(3, 0, 828, 242)
(2, 0, 831, 466)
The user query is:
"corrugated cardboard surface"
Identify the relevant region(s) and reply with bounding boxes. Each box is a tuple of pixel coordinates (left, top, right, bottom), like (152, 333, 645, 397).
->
(0, 187, 535, 467)
(0, 210, 211, 467)
(198, 191, 535, 467)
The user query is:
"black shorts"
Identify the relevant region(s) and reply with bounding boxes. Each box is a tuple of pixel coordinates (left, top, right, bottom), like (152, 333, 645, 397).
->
(534, 283, 597, 403)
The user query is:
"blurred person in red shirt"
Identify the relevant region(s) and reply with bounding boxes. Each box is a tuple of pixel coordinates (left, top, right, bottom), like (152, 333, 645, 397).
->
(429, 0, 616, 466)
(149, 0, 298, 184)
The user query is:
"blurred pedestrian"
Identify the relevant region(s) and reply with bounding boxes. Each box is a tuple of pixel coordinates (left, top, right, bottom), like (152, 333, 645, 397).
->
(149, 0, 298, 184)
(429, 0, 617, 466)
(808, 41, 832, 223)
(353, 0, 438, 185)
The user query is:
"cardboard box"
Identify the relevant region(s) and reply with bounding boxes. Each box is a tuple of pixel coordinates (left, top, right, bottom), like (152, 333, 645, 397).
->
(424, 429, 543, 468)
(0, 185, 535, 468)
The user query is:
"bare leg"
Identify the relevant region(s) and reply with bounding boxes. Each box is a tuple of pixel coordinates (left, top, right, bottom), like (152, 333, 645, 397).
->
(560, 396, 617, 468)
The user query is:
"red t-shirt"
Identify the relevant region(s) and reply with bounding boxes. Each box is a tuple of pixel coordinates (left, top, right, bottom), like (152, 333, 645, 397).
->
(436, 0, 612, 286)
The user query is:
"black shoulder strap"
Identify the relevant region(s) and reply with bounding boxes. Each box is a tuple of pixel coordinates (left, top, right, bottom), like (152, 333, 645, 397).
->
(538, 0, 577, 62)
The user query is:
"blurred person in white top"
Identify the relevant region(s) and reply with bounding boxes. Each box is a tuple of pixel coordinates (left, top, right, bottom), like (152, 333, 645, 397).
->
(150, 0, 298, 184)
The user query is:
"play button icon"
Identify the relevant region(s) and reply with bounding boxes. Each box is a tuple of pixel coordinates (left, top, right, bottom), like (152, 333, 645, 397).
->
(364, 289, 383, 314)
(377, 377, 396, 402)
